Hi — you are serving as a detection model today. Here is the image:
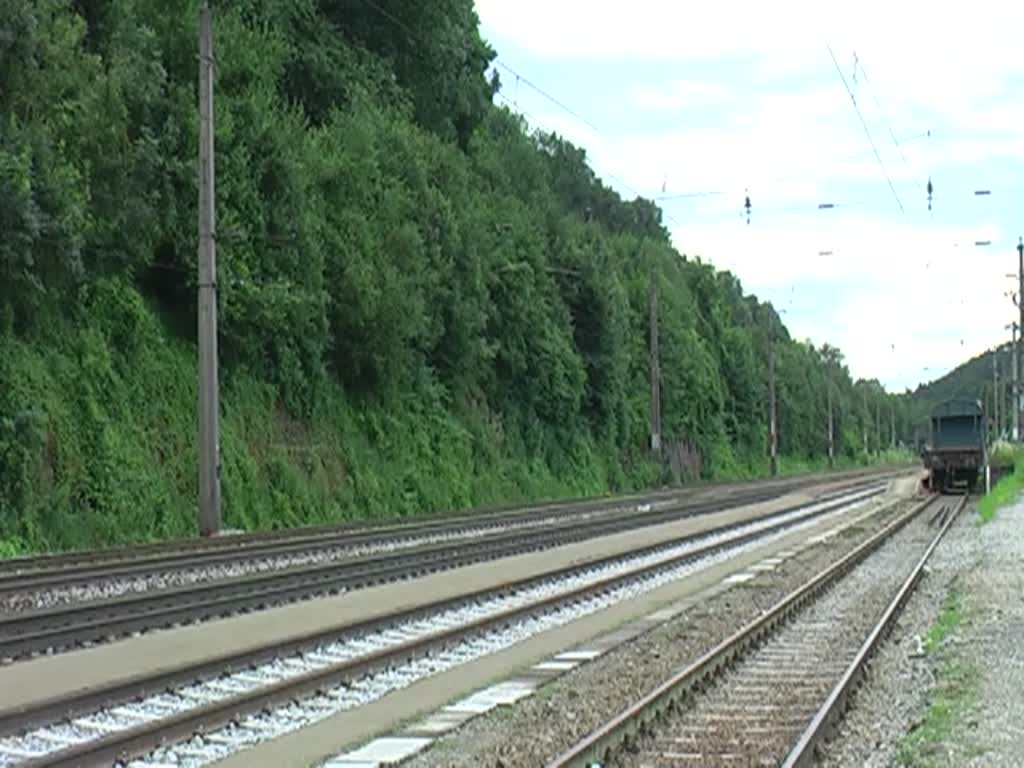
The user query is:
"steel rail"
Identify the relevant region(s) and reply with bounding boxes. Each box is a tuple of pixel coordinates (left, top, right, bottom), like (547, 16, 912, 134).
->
(0, 486, 895, 753)
(0, 491, 686, 583)
(545, 492, 939, 768)
(0, 483, 889, 659)
(780, 492, 967, 768)
(0, 467, 908, 584)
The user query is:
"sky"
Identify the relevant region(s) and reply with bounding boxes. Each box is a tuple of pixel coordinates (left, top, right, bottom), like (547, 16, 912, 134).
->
(473, 0, 1024, 392)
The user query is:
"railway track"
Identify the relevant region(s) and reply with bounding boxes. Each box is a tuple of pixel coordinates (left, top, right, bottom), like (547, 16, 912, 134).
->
(547, 492, 965, 768)
(0, 484, 894, 768)
(0, 467, 906, 599)
(0, 480, 893, 660)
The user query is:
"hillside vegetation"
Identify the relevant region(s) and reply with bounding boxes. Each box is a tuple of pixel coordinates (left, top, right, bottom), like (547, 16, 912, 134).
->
(0, 0, 909, 554)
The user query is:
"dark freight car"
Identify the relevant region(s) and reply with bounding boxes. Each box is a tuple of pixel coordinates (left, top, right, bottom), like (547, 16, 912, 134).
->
(922, 398, 986, 492)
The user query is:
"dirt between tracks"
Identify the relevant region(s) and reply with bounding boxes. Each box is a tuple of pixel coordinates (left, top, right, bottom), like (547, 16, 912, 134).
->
(404, 487, 924, 768)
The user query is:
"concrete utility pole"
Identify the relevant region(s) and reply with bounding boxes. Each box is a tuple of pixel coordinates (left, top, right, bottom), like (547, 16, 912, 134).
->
(649, 268, 661, 455)
(890, 405, 896, 449)
(198, 2, 221, 536)
(769, 336, 778, 476)
(826, 381, 834, 469)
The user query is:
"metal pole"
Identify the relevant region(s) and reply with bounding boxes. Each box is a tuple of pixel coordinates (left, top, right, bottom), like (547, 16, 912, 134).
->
(198, 2, 221, 537)
(649, 267, 661, 455)
(890, 405, 896, 449)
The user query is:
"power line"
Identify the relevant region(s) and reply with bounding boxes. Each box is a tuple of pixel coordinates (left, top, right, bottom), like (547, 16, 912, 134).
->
(359, 0, 405, 30)
(495, 89, 538, 125)
(359, 0, 596, 148)
(495, 91, 680, 227)
(855, 57, 924, 191)
(364, 0, 674, 225)
(826, 44, 908, 223)
(362, 0, 688, 230)
(493, 60, 601, 134)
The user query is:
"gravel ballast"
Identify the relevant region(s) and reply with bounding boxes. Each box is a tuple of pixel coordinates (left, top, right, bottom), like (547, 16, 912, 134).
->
(624, 500, 941, 767)
(816, 502, 975, 768)
(0, 511, 620, 614)
(820, 496, 1024, 768)
(0, 489, 885, 768)
(957, 497, 1024, 765)
(403, 495, 926, 767)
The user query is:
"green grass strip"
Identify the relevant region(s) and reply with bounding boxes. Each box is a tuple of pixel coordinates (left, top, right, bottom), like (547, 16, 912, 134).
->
(897, 581, 977, 767)
(977, 449, 1024, 524)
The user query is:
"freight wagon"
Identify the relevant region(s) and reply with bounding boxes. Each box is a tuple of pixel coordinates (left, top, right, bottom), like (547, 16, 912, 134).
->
(922, 399, 986, 492)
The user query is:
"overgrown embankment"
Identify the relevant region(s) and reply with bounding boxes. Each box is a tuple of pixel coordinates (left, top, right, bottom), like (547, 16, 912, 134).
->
(0, 0, 909, 554)
(0, 283, 643, 554)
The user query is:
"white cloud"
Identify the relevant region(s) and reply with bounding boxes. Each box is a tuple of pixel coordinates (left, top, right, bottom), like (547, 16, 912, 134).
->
(514, 93, 1015, 213)
(672, 215, 1016, 388)
(627, 80, 732, 112)
(477, 1, 1024, 69)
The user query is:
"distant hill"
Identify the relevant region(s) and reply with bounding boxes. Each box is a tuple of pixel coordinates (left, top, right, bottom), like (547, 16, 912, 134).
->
(910, 344, 1016, 436)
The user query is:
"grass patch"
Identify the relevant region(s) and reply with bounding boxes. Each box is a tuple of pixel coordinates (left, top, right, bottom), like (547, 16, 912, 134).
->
(897, 581, 978, 767)
(977, 453, 1024, 524)
(924, 582, 964, 654)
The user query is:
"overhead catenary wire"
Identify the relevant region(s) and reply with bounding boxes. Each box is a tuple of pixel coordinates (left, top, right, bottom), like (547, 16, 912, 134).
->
(357, 0, 576, 140)
(495, 91, 680, 226)
(826, 44, 908, 223)
(349, 0, 1014, 293)
(854, 56, 924, 191)
(359, 0, 407, 32)
(493, 60, 602, 135)
(330, 0, 679, 226)
(356, 1, 666, 217)
(362, 0, 926, 237)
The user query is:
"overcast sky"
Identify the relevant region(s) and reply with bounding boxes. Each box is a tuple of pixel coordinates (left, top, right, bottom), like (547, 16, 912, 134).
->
(474, 1, 1024, 392)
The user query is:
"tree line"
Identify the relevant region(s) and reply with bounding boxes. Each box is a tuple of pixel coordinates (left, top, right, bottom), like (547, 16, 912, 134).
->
(0, 0, 909, 550)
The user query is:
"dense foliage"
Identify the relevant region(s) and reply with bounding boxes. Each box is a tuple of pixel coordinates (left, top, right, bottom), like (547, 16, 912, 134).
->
(0, 0, 908, 553)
